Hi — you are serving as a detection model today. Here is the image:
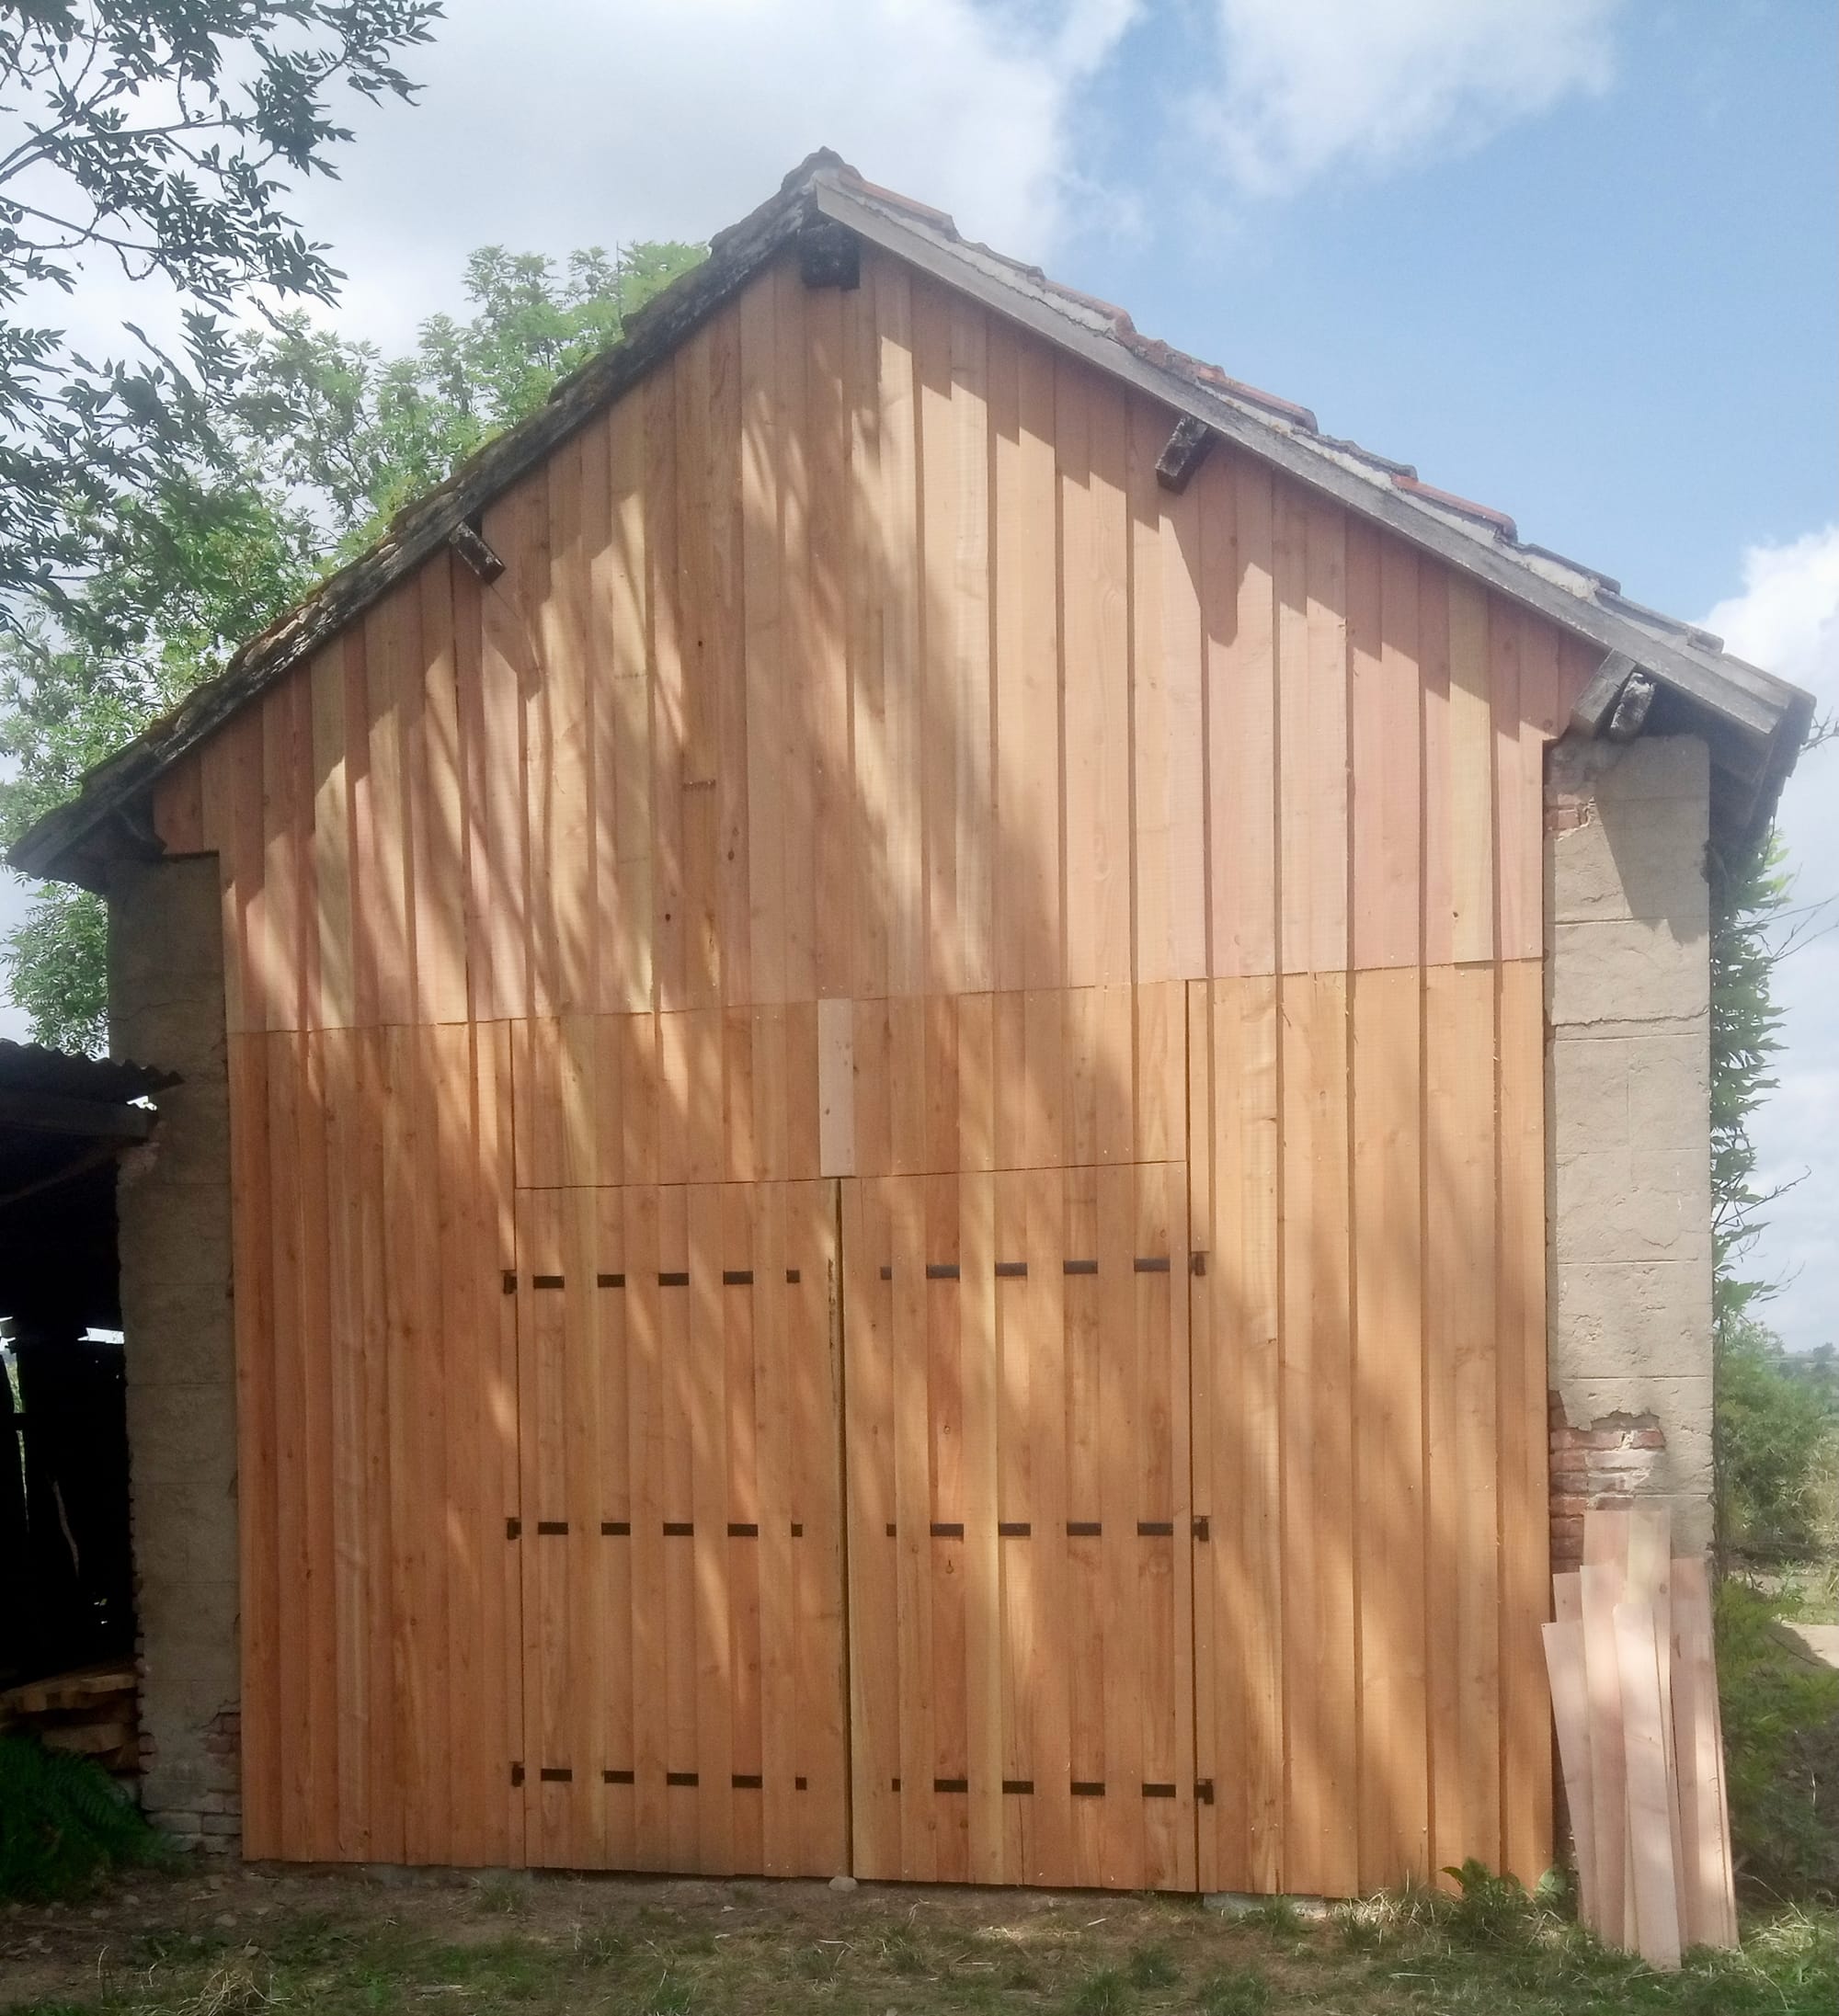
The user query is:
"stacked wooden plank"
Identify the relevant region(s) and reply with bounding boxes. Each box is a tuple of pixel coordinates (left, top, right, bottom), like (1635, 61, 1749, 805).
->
(1542, 1506, 1737, 1966)
(0, 1660, 139, 1775)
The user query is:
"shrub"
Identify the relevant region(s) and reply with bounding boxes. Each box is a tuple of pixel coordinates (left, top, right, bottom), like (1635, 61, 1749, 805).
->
(1716, 1577, 1839, 1898)
(0, 1732, 166, 1899)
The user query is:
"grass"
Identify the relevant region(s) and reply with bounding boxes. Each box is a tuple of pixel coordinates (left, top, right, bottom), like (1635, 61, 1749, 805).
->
(0, 1863, 1832, 2015)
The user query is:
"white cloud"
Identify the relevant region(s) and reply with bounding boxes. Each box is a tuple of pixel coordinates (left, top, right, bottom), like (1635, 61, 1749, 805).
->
(291, 0, 1140, 351)
(25, 0, 1138, 366)
(1200, 0, 1621, 197)
(1703, 526, 1839, 1352)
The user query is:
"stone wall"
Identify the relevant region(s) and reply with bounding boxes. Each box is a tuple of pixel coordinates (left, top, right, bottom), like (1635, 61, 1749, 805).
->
(109, 856, 241, 1852)
(1545, 735, 1714, 1568)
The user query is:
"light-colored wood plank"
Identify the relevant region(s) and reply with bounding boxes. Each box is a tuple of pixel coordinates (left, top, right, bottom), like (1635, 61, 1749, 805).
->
(1616, 1600, 1682, 1970)
(1446, 575, 1495, 964)
(1354, 965, 1429, 1888)
(990, 321, 1062, 995)
(1542, 1619, 1597, 1931)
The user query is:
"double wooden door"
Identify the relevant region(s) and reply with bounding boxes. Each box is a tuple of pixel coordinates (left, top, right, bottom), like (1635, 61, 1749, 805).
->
(512, 1161, 1194, 1890)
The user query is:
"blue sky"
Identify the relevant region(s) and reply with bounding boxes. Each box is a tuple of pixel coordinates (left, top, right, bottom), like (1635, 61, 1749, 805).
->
(5, 0, 1835, 1342)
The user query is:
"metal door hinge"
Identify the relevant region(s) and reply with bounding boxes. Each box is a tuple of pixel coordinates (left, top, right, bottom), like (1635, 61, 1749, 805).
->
(1193, 1515, 1211, 1543)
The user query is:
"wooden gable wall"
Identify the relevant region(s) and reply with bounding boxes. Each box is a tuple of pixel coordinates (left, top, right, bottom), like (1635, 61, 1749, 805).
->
(147, 245, 1594, 1887)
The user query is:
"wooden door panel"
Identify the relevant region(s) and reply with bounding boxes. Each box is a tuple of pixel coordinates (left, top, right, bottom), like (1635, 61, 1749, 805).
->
(515, 1179, 848, 1875)
(843, 1162, 1195, 1890)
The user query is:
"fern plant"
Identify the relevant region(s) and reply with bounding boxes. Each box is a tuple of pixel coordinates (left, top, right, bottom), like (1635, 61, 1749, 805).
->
(0, 1733, 166, 1899)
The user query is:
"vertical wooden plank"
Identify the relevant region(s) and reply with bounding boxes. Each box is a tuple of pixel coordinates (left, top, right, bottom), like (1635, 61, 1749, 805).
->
(876, 257, 924, 998)
(1205, 454, 1279, 979)
(1446, 576, 1495, 964)
(843, 259, 887, 1005)
(1580, 1522, 1630, 1940)
(990, 320, 1063, 994)
(678, 323, 728, 1012)
(405, 556, 469, 1024)
(1025, 1160, 1072, 1883)
(1671, 1557, 1738, 1948)
(647, 358, 687, 1017)
(1491, 597, 1543, 964)
(1200, 974, 1284, 1890)
(844, 1175, 899, 1876)
(1425, 962, 1502, 1877)
(890, 1175, 934, 1877)
(705, 306, 748, 1011)
(475, 482, 534, 1022)
(1353, 965, 1429, 1888)
(1351, 527, 1424, 972)
(916, 281, 992, 998)
(772, 265, 817, 1008)
(1616, 1602, 1683, 1970)
(1419, 562, 1454, 969)
(688, 1185, 734, 1871)
(806, 283, 854, 1003)
(541, 434, 595, 1015)
(1499, 958, 1552, 1884)
(1134, 401, 1207, 984)
(1061, 371, 1132, 988)
(604, 393, 656, 1012)
(1542, 1619, 1597, 1929)
(359, 1028, 404, 1862)
(960, 1173, 1002, 1882)
(230, 1035, 281, 1854)
(310, 644, 354, 1030)
(296, 1032, 338, 1856)
(740, 274, 786, 1010)
(1282, 971, 1355, 1893)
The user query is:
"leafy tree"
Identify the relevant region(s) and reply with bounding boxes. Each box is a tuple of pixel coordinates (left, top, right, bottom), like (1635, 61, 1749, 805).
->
(0, 0, 441, 619)
(1709, 832, 1793, 1337)
(0, 236, 703, 1048)
(1719, 1315, 1837, 1561)
(1707, 826, 1839, 1569)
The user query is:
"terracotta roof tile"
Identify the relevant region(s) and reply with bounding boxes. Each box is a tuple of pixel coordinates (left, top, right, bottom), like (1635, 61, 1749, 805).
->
(1390, 473, 1517, 540)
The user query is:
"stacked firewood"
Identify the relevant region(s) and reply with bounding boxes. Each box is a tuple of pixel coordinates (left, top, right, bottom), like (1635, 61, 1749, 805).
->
(1542, 1506, 1737, 1968)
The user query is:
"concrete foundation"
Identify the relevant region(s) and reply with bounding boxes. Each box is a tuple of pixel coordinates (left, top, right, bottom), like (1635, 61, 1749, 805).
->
(108, 856, 240, 1851)
(1546, 735, 1714, 1566)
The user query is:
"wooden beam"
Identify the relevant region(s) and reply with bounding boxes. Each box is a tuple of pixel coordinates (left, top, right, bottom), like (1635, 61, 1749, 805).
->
(0, 1087, 155, 1142)
(1606, 670, 1657, 743)
(1155, 416, 1215, 494)
(1570, 651, 1641, 738)
(448, 520, 506, 585)
(797, 216, 860, 291)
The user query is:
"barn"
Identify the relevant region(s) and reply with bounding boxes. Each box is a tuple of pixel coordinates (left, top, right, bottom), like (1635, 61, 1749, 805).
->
(10, 151, 1810, 1895)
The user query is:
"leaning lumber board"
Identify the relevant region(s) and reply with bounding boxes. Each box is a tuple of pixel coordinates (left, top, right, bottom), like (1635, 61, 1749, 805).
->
(1671, 1558, 1738, 1948)
(1616, 1600, 1681, 1971)
(1553, 1569, 1582, 1627)
(1626, 1507, 1685, 1897)
(1543, 1618, 1598, 1931)
(1579, 1558, 1628, 1944)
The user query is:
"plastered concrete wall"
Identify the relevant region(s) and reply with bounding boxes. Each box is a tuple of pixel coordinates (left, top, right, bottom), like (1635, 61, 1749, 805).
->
(1546, 735, 1713, 1564)
(109, 856, 241, 1850)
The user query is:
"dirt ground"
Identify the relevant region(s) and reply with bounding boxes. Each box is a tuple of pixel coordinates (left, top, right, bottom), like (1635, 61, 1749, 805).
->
(2, 1860, 1833, 2014)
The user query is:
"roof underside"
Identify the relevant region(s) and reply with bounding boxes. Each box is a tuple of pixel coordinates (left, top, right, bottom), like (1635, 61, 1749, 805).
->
(10, 150, 1813, 889)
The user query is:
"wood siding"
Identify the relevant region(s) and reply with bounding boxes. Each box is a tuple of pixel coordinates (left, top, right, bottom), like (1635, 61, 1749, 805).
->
(153, 245, 1593, 1886)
